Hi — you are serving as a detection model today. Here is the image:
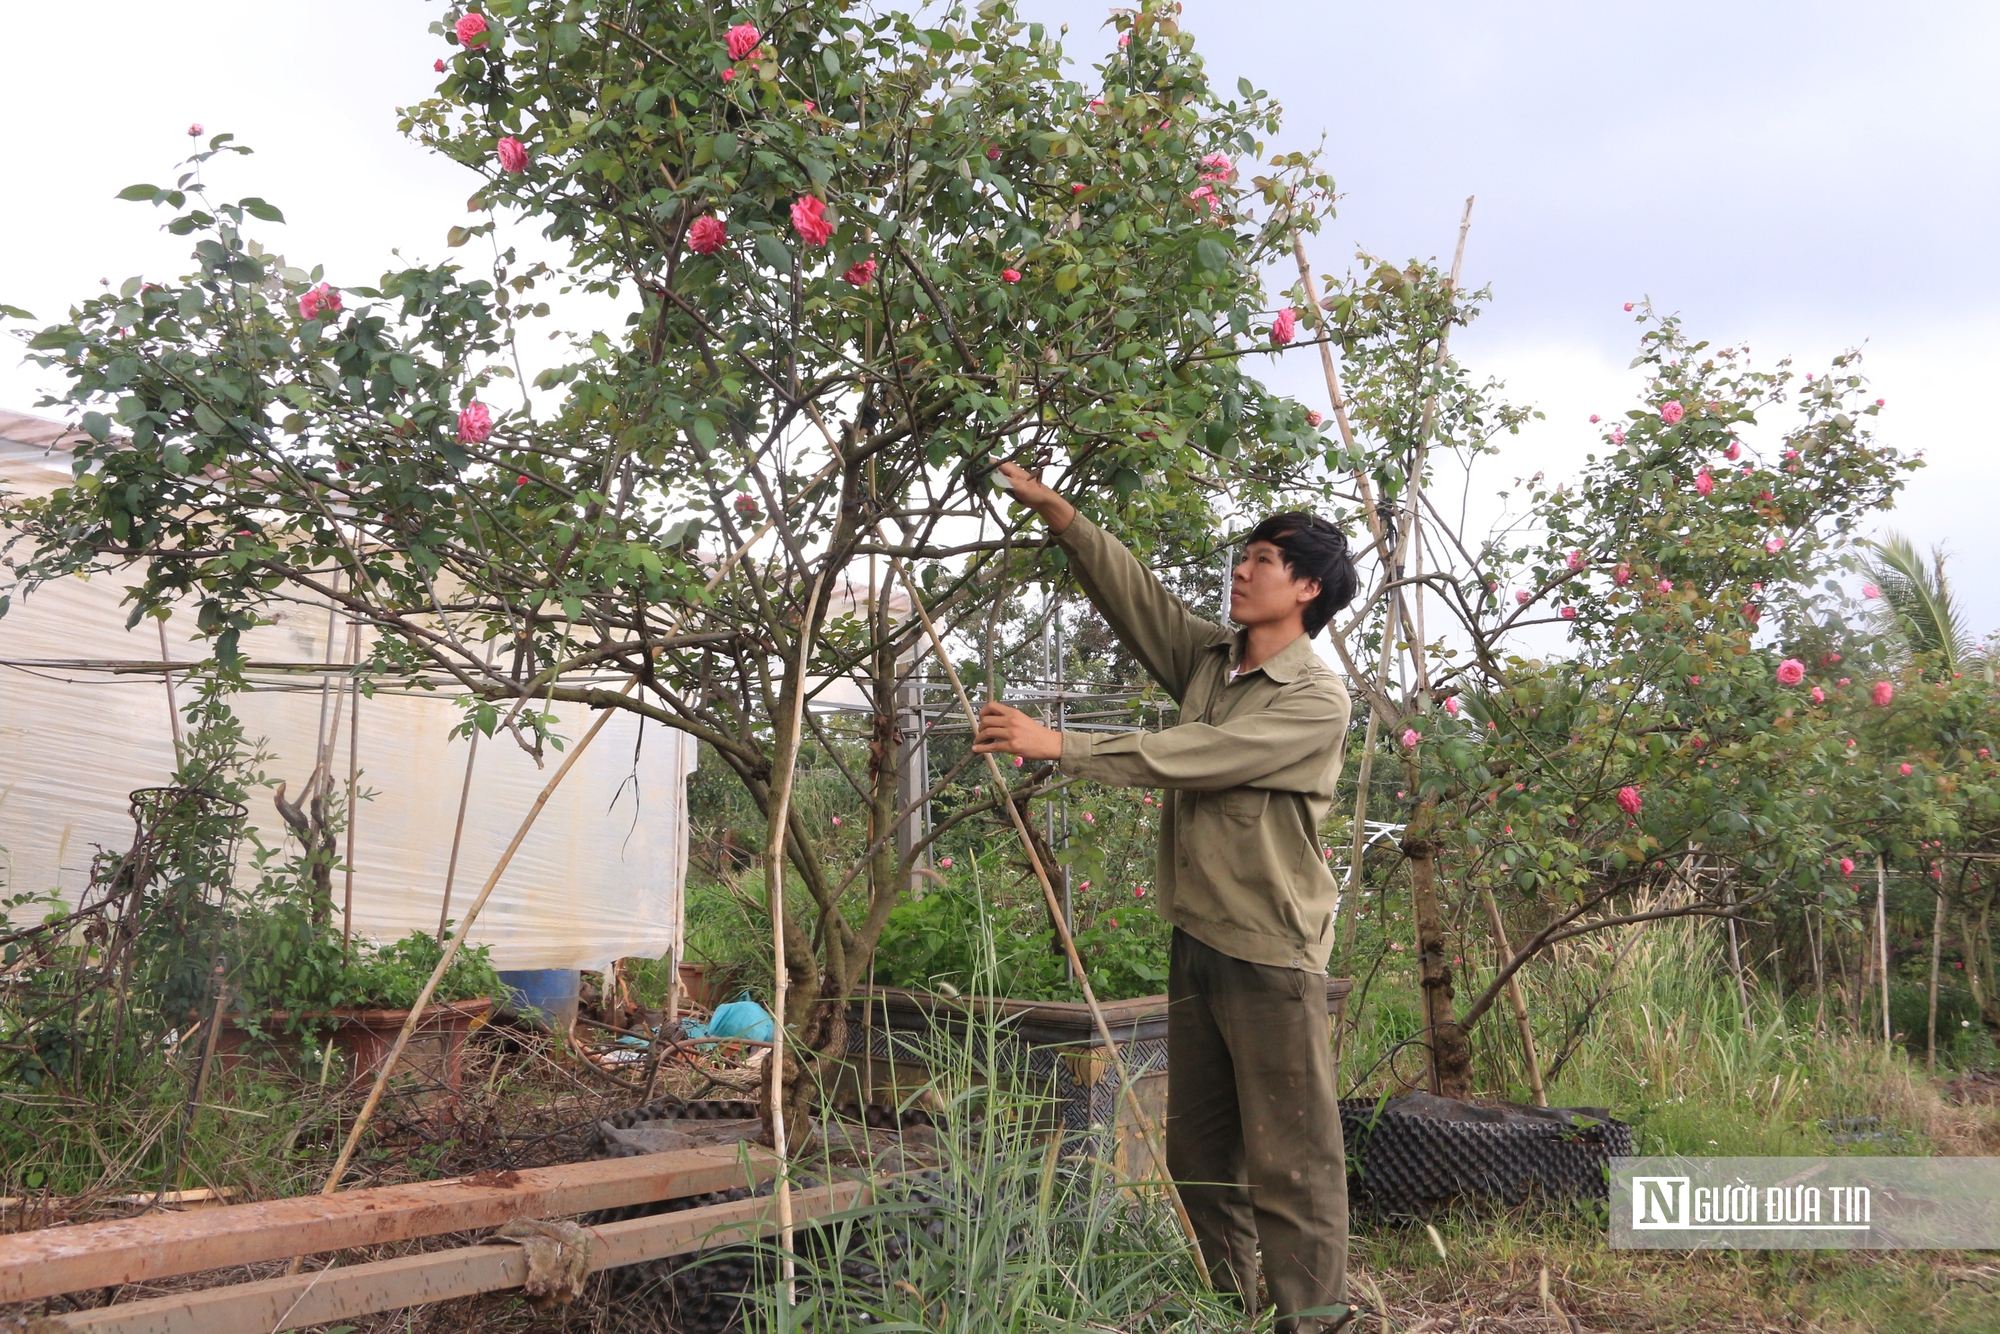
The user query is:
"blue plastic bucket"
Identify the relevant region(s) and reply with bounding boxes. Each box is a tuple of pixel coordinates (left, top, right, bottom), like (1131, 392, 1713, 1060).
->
(496, 969, 580, 1032)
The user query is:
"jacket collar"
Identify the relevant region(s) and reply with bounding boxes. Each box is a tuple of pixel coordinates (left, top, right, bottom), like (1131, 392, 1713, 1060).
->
(1223, 628, 1316, 684)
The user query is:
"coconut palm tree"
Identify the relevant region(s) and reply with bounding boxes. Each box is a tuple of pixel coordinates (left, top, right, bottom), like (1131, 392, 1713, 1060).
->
(1859, 532, 1981, 676)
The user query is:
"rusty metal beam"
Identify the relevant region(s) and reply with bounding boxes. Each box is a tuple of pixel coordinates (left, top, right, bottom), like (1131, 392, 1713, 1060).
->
(44, 1180, 864, 1334)
(0, 1144, 774, 1305)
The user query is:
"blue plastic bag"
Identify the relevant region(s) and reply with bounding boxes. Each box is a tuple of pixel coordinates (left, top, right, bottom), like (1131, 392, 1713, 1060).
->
(681, 992, 774, 1044)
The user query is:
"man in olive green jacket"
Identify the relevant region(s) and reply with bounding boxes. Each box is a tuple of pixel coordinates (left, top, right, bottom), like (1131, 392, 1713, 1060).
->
(975, 462, 1358, 1332)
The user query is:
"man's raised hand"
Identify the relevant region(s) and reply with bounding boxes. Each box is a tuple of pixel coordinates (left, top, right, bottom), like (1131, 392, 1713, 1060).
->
(995, 461, 1076, 534)
(972, 700, 1064, 762)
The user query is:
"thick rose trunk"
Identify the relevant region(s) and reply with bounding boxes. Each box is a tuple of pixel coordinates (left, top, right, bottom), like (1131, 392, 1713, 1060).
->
(1403, 792, 1472, 1098)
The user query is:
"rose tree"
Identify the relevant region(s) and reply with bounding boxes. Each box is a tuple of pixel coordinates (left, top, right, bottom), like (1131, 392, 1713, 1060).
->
(2, 1, 1348, 1128)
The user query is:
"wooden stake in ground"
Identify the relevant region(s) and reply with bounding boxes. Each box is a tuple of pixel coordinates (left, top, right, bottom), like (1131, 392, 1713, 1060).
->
(892, 559, 1210, 1287)
(157, 618, 184, 768)
(1877, 854, 1892, 1048)
(1929, 881, 1947, 1070)
(760, 567, 833, 1309)
(1479, 884, 1546, 1106)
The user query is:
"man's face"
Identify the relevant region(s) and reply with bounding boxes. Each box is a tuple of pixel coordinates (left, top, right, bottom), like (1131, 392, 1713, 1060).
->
(1229, 538, 1319, 629)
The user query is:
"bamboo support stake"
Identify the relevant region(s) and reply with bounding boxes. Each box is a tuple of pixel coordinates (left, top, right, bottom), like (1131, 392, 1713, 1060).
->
(157, 618, 184, 768)
(891, 558, 1210, 1286)
(340, 620, 361, 952)
(1929, 883, 1946, 1070)
(760, 567, 832, 1308)
(1478, 884, 1546, 1106)
(436, 729, 481, 938)
(1877, 854, 1892, 1048)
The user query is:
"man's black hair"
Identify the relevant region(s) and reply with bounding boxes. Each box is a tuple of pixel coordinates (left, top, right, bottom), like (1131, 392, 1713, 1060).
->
(1243, 511, 1359, 637)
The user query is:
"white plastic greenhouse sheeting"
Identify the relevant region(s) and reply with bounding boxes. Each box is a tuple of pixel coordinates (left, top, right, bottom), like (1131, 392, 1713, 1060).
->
(0, 415, 691, 972)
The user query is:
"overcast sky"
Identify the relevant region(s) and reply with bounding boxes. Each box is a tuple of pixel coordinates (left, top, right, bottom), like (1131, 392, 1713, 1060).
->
(5, 1, 1996, 629)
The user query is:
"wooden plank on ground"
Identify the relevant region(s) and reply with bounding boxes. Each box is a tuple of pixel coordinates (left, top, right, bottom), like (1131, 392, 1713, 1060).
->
(0, 1144, 775, 1305)
(45, 1180, 867, 1334)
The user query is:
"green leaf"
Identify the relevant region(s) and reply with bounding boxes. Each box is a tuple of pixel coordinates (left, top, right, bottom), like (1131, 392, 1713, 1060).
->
(1196, 236, 1229, 272)
(240, 197, 285, 223)
(446, 225, 471, 248)
(690, 417, 718, 449)
(192, 403, 225, 435)
(712, 133, 739, 162)
(80, 411, 111, 441)
(822, 47, 840, 75)
(115, 183, 160, 202)
(0, 303, 33, 321)
(1237, 76, 1255, 99)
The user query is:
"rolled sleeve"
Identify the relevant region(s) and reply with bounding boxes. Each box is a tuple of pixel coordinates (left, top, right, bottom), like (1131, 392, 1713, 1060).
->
(1059, 677, 1347, 792)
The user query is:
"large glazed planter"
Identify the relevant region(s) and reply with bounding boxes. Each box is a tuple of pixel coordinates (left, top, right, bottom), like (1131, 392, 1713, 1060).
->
(214, 996, 493, 1108)
(836, 981, 1351, 1176)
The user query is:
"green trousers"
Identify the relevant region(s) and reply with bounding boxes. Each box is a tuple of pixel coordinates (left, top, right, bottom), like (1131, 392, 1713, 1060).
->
(1166, 928, 1349, 1332)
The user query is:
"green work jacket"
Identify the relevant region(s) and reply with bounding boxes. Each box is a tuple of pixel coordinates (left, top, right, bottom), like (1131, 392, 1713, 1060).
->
(1054, 515, 1352, 972)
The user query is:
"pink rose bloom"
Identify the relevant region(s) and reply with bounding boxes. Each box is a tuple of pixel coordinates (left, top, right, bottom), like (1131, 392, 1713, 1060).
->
(939, 857, 953, 869)
(1784, 448, 1800, 460)
(1071, 182, 1087, 194)
(297, 282, 342, 321)
(721, 68, 736, 82)
(790, 195, 833, 247)
(1811, 686, 1825, 704)
(1013, 755, 1023, 767)
(1694, 467, 1714, 497)
(1589, 414, 1600, 424)
(1899, 763, 1913, 776)
(841, 257, 878, 286)
(725, 23, 760, 59)
(1119, 32, 1131, 47)
(688, 215, 727, 254)
(1616, 786, 1642, 816)
(1742, 602, 1761, 625)
(734, 492, 758, 515)
(1444, 696, 1460, 716)
(1659, 401, 1685, 425)
(1861, 583, 1880, 599)
(1765, 536, 1785, 555)
(187, 123, 204, 137)
(1623, 302, 1634, 311)
(457, 401, 493, 444)
(831, 815, 842, 826)
(1199, 152, 1233, 181)
(1725, 441, 1741, 460)
(1658, 579, 1673, 593)
(1400, 727, 1419, 749)
(1839, 677, 1851, 687)
(1271, 307, 1297, 346)
(496, 136, 528, 173)
(1001, 268, 1021, 283)
(986, 146, 1001, 160)
(455, 12, 490, 47)
(1613, 564, 1631, 586)
(434, 58, 446, 72)
(1515, 590, 1531, 604)
(1082, 812, 1095, 825)
(1775, 658, 1805, 687)
(1610, 427, 1626, 446)
(1134, 885, 1146, 897)
(1566, 550, 1585, 571)
(1306, 410, 1323, 428)
(1187, 184, 1220, 213)
(1840, 857, 1855, 876)
(802, 99, 816, 112)
(1560, 606, 1577, 619)
(1875, 397, 1885, 406)
(1872, 680, 1894, 707)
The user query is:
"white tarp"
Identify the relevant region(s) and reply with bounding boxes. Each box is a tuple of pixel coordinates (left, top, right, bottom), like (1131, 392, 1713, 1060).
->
(0, 412, 690, 972)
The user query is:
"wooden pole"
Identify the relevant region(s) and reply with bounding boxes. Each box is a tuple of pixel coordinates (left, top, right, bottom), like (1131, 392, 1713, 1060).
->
(891, 558, 1210, 1285)
(1725, 883, 1752, 1034)
(1929, 881, 1946, 1070)
(436, 728, 481, 938)
(1877, 854, 1892, 1049)
(1479, 884, 1545, 1106)
(761, 567, 833, 1308)
(157, 618, 184, 768)
(339, 619, 361, 953)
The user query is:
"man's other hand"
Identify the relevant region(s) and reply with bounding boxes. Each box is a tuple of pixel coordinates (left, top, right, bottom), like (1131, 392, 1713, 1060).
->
(995, 462, 1076, 534)
(972, 701, 1064, 762)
